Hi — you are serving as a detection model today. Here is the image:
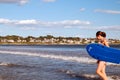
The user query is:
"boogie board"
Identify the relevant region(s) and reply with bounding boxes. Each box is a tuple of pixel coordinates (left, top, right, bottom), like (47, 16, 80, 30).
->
(86, 43, 120, 64)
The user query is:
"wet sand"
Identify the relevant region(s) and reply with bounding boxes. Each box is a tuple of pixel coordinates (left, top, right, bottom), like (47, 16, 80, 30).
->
(0, 52, 120, 80)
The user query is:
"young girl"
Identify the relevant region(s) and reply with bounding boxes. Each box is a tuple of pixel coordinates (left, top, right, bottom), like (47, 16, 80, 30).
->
(96, 31, 109, 80)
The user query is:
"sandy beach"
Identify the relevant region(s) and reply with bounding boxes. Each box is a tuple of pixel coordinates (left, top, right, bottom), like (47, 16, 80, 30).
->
(0, 49, 120, 80)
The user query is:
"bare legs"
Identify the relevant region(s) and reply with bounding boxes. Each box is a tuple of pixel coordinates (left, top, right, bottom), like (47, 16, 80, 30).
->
(96, 61, 108, 80)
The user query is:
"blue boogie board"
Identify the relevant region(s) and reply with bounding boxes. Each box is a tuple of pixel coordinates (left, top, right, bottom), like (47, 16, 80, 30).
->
(86, 43, 120, 64)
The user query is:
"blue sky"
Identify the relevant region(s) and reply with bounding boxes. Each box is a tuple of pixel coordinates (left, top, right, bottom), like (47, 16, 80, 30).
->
(0, 0, 120, 39)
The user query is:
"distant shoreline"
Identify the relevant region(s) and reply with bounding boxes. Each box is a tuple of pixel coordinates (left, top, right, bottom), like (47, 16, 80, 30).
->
(0, 42, 120, 46)
(0, 35, 120, 45)
(0, 42, 87, 45)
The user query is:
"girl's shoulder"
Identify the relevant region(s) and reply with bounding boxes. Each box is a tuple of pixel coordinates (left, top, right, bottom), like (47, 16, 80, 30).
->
(103, 39, 109, 47)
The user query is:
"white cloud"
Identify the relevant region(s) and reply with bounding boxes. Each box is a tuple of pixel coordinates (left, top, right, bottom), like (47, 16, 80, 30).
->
(64, 26, 72, 28)
(80, 8, 85, 12)
(0, 18, 91, 28)
(0, 0, 29, 5)
(19, 0, 28, 5)
(42, 0, 56, 3)
(56, 20, 91, 26)
(21, 26, 36, 30)
(98, 25, 120, 31)
(16, 20, 38, 25)
(84, 25, 120, 31)
(94, 9, 120, 14)
(0, 18, 11, 24)
(0, 18, 120, 31)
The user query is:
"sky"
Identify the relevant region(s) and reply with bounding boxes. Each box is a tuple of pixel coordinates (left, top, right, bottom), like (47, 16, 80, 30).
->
(0, 0, 120, 39)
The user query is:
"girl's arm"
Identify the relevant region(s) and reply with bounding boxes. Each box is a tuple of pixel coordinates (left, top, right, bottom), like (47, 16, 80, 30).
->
(104, 39, 109, 47)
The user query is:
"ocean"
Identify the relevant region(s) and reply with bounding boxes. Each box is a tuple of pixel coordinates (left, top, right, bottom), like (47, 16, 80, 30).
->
(0, 44, 120, 80)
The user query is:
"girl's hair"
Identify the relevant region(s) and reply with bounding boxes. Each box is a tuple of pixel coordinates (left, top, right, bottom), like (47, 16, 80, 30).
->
(96, 31, 106, 37)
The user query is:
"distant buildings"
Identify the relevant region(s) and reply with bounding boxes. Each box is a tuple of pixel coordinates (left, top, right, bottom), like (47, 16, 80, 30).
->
(0, 35, 120, 44)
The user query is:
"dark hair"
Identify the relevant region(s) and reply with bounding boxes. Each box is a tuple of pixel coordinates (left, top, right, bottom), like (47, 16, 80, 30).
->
(96, 31, 106, 37)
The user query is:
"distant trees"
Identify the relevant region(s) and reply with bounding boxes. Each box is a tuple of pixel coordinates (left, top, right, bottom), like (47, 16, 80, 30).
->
(5, 35, 22, 42)
(0, 35, 83, 44)
(0, 35, 119, 44)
